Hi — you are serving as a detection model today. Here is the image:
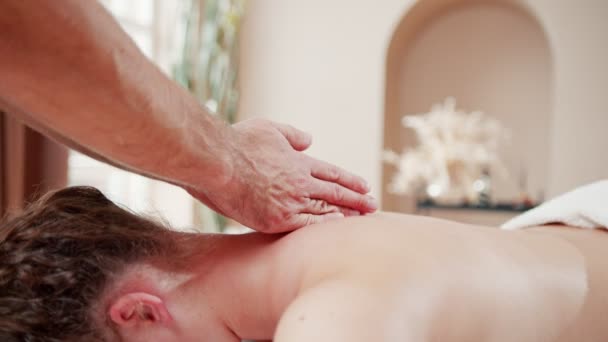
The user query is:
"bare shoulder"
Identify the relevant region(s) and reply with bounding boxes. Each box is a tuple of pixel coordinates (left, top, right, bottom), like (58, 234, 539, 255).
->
(273, 279, 402, 342)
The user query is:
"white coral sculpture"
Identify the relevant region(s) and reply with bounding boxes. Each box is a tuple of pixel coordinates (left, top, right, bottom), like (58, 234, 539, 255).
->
(384, 98, 509, 200)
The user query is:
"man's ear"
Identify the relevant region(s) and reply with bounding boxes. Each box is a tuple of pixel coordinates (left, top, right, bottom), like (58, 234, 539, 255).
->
(109, 292, 173, 328)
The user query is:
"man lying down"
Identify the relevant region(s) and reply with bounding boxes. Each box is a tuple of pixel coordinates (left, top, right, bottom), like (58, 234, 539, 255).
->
(1, 182, 607, 342)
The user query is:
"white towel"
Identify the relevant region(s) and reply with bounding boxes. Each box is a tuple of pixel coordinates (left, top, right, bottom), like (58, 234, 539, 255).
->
(501, 180, 608, 230)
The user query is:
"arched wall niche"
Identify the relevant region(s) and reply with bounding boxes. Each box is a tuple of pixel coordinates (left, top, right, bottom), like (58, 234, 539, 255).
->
(382, 0, 554, 213)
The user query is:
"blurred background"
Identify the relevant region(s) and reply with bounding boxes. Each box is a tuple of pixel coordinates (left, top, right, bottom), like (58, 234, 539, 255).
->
(1, 0, 607, 230)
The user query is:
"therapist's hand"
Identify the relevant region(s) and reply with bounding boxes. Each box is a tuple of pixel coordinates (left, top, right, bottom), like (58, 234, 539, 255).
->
(0, 1, 372, 234)
(186, 118, 377, 233)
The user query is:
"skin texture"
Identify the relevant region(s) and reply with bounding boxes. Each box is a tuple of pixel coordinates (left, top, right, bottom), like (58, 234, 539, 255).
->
(106, 213, 608, 341)
(0, 0, 376, 233)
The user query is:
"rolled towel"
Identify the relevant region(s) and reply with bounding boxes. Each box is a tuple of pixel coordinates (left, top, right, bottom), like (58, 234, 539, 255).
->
(501, 180, 608, 230)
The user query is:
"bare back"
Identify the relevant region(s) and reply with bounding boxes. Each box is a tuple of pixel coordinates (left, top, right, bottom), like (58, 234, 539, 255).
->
(270, 213, 608, 341)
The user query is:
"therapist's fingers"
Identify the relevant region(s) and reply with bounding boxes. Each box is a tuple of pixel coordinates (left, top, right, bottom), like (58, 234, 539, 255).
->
(272, 122, 312, 152)
(292, 212, 345, 227)
(339, 208, 362, 217)
(306, 199, 361, 217)
(310, 160, 370, 194)
(309, 180, 377, 214)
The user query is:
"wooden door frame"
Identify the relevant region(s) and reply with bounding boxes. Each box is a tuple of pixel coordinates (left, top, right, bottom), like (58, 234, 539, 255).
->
(1, 112, 68, 216)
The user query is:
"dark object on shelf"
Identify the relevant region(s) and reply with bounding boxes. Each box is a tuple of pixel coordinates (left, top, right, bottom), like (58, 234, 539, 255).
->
(416, 200, 536, 213)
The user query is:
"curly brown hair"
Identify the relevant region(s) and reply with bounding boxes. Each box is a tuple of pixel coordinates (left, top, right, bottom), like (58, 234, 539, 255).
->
(0, 186, 188, 342)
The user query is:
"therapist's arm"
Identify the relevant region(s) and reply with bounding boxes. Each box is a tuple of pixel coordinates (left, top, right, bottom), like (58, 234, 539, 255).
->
(0, 0, 376, 233)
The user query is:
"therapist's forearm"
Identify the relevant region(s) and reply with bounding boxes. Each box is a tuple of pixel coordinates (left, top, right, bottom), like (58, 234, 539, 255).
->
(0, 0, 233, 189)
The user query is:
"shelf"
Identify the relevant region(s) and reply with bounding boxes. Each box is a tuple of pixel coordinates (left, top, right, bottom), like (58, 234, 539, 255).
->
(416, 200, 536, 213)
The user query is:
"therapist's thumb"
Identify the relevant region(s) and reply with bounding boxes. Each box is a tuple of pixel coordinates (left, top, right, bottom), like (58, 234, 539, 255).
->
(274, 123, 312, 151)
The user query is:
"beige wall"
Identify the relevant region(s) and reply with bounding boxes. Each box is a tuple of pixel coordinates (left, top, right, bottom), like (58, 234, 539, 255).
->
(238, 0, 414, 200)
(529, 0, 608, 196)
(239, 0, 608, 207)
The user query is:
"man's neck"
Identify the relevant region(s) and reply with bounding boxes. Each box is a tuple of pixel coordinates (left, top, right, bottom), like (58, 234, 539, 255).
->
(178, 233, 301, 340)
